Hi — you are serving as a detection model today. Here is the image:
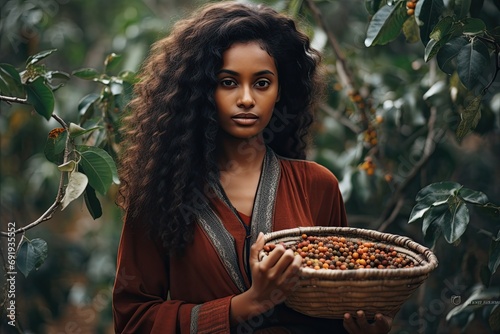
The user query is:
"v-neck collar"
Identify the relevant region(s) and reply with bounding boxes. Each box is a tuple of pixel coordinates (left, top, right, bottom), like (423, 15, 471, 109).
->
(196, 147, 281, 291)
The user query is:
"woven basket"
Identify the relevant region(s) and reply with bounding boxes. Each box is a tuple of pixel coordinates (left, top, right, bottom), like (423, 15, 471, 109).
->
(259, 226, 438, 319)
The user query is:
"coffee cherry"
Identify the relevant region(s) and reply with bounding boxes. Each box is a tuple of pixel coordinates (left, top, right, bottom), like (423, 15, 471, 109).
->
(262, 234, 416, 270)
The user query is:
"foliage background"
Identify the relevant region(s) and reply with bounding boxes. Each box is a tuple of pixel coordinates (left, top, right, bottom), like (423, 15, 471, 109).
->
(0, 0, 499, 333)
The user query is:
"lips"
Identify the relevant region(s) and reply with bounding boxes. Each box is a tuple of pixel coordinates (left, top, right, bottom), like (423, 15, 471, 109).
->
(231, 113, 259, 125)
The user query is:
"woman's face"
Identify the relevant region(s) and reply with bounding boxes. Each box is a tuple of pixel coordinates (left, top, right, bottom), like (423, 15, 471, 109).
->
(215, 41, 279, 141)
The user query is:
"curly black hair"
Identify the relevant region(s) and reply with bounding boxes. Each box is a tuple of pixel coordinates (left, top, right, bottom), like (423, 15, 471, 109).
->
(118, 1, 324, 252)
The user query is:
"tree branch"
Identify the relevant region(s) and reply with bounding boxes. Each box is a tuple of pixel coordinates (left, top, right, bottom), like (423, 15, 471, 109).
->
(304, 0, 370, 129)
(376, 105, 443, 231)
(1, 113, 70, 237)
(0, 95, 28, 105)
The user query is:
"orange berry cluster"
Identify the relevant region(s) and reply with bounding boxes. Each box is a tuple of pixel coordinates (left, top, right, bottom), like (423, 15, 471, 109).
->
(264, 234, 416, 270)
(407, 0, 418, 16)
(363, 127, 378, 147)
(359, 156, 376, 176)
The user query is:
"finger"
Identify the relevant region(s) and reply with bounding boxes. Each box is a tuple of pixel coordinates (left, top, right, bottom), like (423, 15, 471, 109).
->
(264, 248, 297, 278)
(374, 313, 392, 333)
(260, 244, 289, 271)
(343, 313, 359, 334)
(280, 253, 302, 287)
(250, 232, 265, 265)
(354, 310, 372, 332)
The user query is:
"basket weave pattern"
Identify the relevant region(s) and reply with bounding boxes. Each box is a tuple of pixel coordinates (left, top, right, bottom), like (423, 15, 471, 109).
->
(260, 226, 438, 319)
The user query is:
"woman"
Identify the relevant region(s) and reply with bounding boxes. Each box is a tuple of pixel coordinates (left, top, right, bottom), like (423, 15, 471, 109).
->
(113, 2, 392, 333)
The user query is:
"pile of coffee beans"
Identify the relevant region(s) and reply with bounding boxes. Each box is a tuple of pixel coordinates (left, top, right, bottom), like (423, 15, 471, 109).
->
(263, 234, 417, 270)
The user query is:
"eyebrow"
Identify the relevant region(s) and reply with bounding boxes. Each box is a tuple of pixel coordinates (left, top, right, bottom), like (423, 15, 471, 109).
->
(217, 69, 275, 76)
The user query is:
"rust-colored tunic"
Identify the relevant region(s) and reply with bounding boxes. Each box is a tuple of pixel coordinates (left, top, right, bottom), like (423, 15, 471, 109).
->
(113, 156, 348, 333)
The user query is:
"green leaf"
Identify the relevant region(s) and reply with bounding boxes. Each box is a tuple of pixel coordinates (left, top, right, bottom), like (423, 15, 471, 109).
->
(480, 265, 491, 287)
(409, 200, 434, 223)
(16, 238, 48, 278)
(364, 1, 407, 47)
(425, 39, 441, 62)
(415, 181, 461, 201)
(429, 16, 454, 41)
(61, 171, 89, 210)
(58, 160, 77, 172)
(462, 18, 486, 36)
(458, 187, 489, 205)
(453, 0, 471, 19)
(422, 204, 448, 245)
(78, 93, 99, 124)
(402, 16, 420, 43)
(441, 199, 469, 244)
(0, 63, 24, 97)
(436, 37, 469, 74)
(26, 49, 57, 66)
(25, 77, 55, 120)
(456, 94, 483, 140)
(69, 124, 103, 138)
(490, 303, 500, 331)
(44, 129, 67, 164)
(416, 0, 445, 45)
(77, 145, 119, 194)
(456, 39, 490, 90)
(84, 185, 102, 219)
(104, 53, 123, 73)
(73, 68, 100, 80)
(489, 238, 500, 275)
(119, 70, 139, 84)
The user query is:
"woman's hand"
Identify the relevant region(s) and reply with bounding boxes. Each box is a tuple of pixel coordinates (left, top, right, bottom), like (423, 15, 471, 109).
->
(247, 232, 303, 310)
(230, 232, 302, 324)
(343, 311, 392, 334)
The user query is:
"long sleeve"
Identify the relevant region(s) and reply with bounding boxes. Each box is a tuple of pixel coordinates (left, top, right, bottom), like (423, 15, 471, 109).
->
(112, 220, 234, 334)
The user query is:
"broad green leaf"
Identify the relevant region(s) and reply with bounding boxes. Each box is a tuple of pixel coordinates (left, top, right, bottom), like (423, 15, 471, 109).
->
(462, 18, 486, 36)
(84, 185, 102, 219)
(416, 0, 445, 45)
(456, 39, 490, 90)
(77, 145, 119, 194)
(441, 199, 469, 243)
(104, 53, 123, 73)
(69, 122, 86, 136)
(494, 0, 500, 12)
(456, 94, 483, 140)
(26, 49, 57, 66)
(453, 0, 471, 19)
(17, 238, 48, 278)
(119, 70, 139, 84)
(73, 68, 100, 80)
(402, 16, 420, 43)
(69, 124, 103, 138)
(44, 129, 67, 164)
(489, 238, 500, 275)
(46, 70, 71, 81)
(424, 39, 442, 62)
(61, 171, 88, 210)
(437, 37, 469, 74)
(58, 160, 77, 172)
(409, 200, 434, 223)
(421, 204, 448, 245)
(429, 16, 454, 41)
(458, 187, 489, 205)
(416, 181, 461, 201)
(0, 63, 24, 97)
(26, 77, 55, 120)
(470, 0, 485, 18)
(364, 1, 407, 47)
(447, 286, 500, 321)
(78, 93, 99, 124)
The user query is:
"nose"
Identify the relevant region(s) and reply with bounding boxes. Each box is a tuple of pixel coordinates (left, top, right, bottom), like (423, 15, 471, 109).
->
(237, 86, 255, 109)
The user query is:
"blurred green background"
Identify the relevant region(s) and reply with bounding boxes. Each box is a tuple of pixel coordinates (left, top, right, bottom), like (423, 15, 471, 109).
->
(1, 0, 499, 333)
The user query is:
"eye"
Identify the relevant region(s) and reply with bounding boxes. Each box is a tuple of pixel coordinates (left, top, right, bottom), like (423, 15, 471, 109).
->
(254, 80, 270, 88)
(220, 79, 237, 87)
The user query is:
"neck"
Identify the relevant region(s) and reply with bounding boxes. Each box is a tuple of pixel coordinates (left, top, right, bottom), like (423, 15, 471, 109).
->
(216, 134, 267, 174)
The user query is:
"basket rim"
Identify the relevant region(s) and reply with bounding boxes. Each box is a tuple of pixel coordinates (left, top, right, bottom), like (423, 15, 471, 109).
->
(261, 226, 438, 279)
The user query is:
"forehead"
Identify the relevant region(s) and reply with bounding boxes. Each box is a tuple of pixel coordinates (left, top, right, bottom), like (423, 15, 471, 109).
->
(220, 41, 277, 72)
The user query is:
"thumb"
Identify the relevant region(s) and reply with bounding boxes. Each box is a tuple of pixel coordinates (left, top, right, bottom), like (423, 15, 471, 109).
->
(250, 232, 265, 264)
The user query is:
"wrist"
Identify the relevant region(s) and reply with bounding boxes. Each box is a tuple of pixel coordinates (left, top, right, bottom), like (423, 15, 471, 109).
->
(230, 289, 274, 325)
